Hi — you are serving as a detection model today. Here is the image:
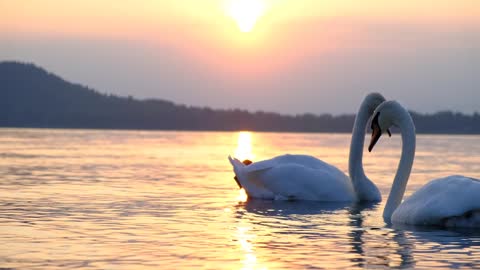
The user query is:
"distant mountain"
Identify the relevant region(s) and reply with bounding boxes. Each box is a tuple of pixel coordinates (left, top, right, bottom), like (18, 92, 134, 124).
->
(1, 61, 479, 134)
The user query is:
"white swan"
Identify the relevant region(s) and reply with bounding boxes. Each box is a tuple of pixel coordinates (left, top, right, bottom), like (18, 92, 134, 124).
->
(228, 92, 386, 202)
(368, 100, 480, 227)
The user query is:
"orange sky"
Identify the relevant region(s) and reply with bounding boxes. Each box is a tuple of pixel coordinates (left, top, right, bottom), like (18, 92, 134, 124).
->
(3, 1, 479, 32)
(3, 1, 478, 45)
(1, 0, 479, 114)
(4, 1, 478, 71)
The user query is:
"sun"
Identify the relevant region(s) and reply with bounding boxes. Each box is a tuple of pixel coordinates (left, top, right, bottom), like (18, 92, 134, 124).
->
(226, 0, 266, 33)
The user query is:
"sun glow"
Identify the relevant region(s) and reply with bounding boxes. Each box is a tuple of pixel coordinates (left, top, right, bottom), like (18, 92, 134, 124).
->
(234, 131, 254, 203)
(226, 0, 266, 32)
(234, 131, 254, 161)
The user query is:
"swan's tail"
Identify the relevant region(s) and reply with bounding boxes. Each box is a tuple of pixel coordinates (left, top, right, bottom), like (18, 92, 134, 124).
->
(228, 155, 245, 171)
(228, 155, 246, 188)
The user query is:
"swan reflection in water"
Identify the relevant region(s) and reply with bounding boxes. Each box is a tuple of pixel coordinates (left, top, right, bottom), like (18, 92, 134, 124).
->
(229, 130, 480, 269)
(234, 197, 480, 269)
(233, 200, 418, 269)
(348, 203, 415, 269)
(391, 223, 480, 269)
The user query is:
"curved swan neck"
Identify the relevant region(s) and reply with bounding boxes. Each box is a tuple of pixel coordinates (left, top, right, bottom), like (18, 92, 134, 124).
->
(349, 104, 369, 178)
(349, 100, 379, 201)
(383, 108, 416, 222)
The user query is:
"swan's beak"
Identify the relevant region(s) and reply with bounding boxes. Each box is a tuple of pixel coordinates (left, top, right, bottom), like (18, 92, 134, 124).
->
(369, 121, 382, 152)
(387, 129, 392, 137)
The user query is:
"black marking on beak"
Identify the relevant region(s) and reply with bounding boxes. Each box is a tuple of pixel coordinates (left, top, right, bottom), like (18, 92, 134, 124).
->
(368, 112, 382, 152)
(387, 129, 392, 137)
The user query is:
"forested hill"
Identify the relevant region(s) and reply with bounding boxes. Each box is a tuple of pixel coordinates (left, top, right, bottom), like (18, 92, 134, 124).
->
(1, 61, 479, 134)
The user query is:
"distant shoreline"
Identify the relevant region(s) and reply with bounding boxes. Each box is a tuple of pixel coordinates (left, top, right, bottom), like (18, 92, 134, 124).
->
(2, 61, 480, 135)
(2, 126, 480, 136)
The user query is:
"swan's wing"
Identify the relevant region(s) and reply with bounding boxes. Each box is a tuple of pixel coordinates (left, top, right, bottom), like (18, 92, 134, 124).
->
(250, 163, 354, 202)
(243, 158, 279, 173)
(228, 155, 278, 173)
(392, 175, 480, 226)
(228, 155, 243, 168)
(228, 155, 244, 177)
(266, 154, 331, 169)
(229, 154, 354, 201)
(243, 154, 329, 173)
(227, 155, 275, 198)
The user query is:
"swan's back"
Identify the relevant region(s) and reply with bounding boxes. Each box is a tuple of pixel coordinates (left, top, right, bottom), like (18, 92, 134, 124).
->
(243, 154, 333, 173)
(229, 154, 355, 201)
(260, 162, 354, 201)
(392, 175, 480, 227)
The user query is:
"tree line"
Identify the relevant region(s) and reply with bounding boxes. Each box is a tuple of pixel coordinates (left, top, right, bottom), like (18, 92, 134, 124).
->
(1, 61, 479, 134)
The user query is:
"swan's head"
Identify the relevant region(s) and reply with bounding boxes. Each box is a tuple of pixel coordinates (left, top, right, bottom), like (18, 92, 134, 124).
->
(368, 101, 409, 152)
(363, 92, 387, 115)
(233, 159, 253, 188)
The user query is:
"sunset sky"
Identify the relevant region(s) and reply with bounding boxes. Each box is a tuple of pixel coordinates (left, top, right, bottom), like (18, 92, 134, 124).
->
(1, 0, 479, 114)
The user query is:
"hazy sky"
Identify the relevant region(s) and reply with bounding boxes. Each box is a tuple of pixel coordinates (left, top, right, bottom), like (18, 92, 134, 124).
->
(1, 0, 479, 114)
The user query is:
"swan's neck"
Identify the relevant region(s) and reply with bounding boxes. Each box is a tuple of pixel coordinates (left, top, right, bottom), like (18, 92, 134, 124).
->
(349, 102, 378, 201)
(383, 113, 416, 222)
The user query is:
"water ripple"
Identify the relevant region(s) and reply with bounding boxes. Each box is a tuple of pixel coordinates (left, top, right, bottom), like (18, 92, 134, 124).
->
(0, 129, 479, 269)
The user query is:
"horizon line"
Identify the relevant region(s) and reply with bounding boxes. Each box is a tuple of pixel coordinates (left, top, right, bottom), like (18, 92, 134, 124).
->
(2, 60, 479, 117)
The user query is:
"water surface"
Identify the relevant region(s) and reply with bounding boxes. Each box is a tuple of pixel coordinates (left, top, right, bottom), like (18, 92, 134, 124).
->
(1, 129, 480, 269)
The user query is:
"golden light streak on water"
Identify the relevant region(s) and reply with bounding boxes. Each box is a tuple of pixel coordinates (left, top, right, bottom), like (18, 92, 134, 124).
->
(234, 131, 253, 203)
(1, 129, 480, 269)
(237, 188, 248, 202)
(234, 131, 255, 162)
(236, 226, 268, 270)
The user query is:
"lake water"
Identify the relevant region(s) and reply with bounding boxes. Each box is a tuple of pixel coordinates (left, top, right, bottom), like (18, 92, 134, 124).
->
(1, 128, 480, 269)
